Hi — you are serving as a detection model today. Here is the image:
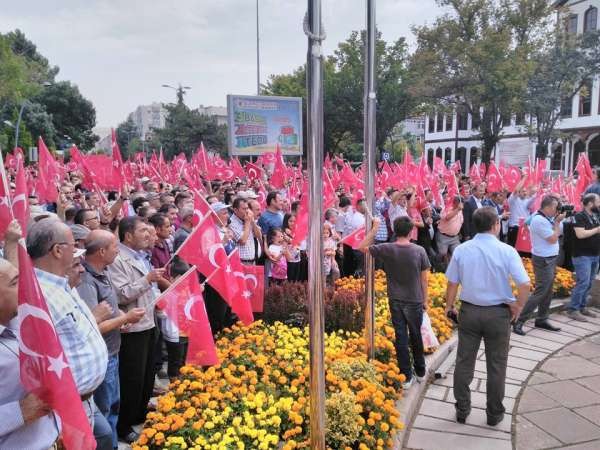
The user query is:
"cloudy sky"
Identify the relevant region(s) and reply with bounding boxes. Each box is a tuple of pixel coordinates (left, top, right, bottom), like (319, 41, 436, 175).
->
(1, 0, 444, 128)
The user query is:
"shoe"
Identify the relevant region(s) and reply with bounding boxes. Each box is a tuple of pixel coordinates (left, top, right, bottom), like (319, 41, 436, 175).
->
(567, 310, 588, 322)
(581, 308, 598, 318)
(402, 377, 414, 390)
(416, 368, 428, 383)
(456, 413, 467, 424)
(118, 430, 140, 444)
(487, 413, 504, 426)
(534, 320, 561, 332)
(513, 321, 526, 336)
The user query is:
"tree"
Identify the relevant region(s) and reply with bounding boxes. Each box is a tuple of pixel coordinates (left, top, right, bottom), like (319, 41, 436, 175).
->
(410, 0, 552, 165)
(152, 102, 227, 159)
(115, 116, 140, 158)
(522, 28, 600, 158)
(35, 81, 98, 150)
(263, 31, 415, 160)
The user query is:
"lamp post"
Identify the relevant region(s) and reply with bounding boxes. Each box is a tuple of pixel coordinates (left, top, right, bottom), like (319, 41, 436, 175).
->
(363, 0, 377, 361)
(5, 81, 52, 151)
(256, 0, 261, 95)
(162, 83, 191, 105)
(306, 0, 326, 448)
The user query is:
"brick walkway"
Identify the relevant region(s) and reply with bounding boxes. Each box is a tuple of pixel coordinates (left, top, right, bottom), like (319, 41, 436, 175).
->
(403, 310, 600, 450)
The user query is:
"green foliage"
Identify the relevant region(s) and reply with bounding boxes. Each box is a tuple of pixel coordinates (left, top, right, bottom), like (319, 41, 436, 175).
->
(263, 31, 415, 160)
(152, 103, 227, 159)
(411, 0, 552, 164)
(325, 391, 362, 449)
(0, 29, 97, 153)
(115, 116, 140, 158)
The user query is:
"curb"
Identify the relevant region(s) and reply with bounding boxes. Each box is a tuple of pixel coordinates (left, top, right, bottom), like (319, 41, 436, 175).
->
(392, 333, 458, 450)
(392, 296, 570, 450)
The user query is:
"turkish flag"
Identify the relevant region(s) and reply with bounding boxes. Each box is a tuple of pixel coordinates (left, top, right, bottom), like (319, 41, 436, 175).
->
(504, 166, 521, 192)
(246, 162, 263, 182)
(469, 163, 482, 183)
(291, 186, 309, 246)
(37, 137, 59, 203)
(486, 162, 503, 193)
(241, 265, 265, 312)
(515, 218, 532, 253)
(17, 243, 96, 449)
(0, 151, 13, 238)
(12, 155, 29, 234)
(111, 129, 126, 190)
(225, 250, 255, 325)
(192, 189, 213, 226)
(340, 226, 366, 250)
(176, 213, 225, 280)
(155, 267, 218, 366)
(269, 144, 288, 189)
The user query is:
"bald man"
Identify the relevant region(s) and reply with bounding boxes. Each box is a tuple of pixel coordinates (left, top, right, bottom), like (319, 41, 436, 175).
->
(77, 229, 145, 448)
(0, 255, 61, 449)
(26, 219, 108, 429)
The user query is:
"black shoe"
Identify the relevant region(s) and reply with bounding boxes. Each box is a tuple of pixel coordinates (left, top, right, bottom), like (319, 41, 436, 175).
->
(118, 430, 140, 444)
(513, 321, 526, 336)
(534, 320, 561, 332)
(487, 413, 504, 426)
(456, 414, 467, 424)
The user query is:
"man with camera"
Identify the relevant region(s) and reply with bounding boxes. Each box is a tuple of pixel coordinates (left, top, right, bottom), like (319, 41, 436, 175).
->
(567, 193, 600, 321)
(513, 195, 566, 335)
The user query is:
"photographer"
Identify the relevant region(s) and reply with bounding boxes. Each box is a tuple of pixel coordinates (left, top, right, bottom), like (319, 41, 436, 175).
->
(514, 195, 566, 335)
(567, 193, 600, 321)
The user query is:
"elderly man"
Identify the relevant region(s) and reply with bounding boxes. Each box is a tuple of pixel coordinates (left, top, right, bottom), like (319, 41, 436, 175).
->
(26, 219, 108, 433)
(78, 229, 146, 447)
(1, 225, 61, 450)
(229, 197, 262, 265)
(108, 216, 165, 442)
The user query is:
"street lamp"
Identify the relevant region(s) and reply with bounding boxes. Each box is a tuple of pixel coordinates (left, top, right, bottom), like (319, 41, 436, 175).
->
(9, 81, 53, 150)
(162, 83, 191, 105)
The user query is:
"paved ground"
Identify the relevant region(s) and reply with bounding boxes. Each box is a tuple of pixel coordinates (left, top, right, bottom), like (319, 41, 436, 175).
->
(403, 310, 600, 450)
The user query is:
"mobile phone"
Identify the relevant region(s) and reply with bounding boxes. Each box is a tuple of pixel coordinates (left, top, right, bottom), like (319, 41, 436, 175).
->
(446, 310, 459, 324)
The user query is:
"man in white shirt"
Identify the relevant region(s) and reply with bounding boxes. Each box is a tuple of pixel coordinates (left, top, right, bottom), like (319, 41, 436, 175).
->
(507, 178, 535, 247)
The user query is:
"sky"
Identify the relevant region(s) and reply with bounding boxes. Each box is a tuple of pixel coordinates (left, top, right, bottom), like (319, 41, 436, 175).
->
(0, 0, 444, 128)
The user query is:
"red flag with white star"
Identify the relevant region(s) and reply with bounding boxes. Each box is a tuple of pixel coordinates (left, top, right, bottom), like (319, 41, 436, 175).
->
(155, 266, 218, 366)
(17, 243, 95, 449)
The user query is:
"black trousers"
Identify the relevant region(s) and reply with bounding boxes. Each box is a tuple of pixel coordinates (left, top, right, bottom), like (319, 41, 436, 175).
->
(454, 302, 511, 421)
(342, 244, 356, 277)
(117, 327, 158, 435)
(507, 226, 519, 247)
(388, 299, 426, 381)
(166, 337, 189, 379)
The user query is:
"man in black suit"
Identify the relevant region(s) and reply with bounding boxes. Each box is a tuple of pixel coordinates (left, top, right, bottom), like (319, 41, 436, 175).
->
(461, 184, 486, 240)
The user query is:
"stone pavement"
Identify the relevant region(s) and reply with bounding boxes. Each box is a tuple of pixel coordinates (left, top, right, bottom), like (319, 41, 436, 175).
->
(403, 310, 600, 450)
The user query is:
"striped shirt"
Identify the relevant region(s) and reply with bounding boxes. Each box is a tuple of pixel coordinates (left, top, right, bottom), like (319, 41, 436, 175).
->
(229, 214, 261, 261)
(35, 269, 108, 395)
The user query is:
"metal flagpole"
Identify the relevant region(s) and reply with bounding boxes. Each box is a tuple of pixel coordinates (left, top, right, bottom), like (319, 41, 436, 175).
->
(256, 0, 261, 95)
(305, 0, 326, 448)
(363, 0, 377, 361)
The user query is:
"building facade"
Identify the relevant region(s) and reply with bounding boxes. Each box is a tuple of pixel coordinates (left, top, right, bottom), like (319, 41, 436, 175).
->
(198, 105, 228, 126)
(423, 0, 600, 173)
(131, 102, 167, 140)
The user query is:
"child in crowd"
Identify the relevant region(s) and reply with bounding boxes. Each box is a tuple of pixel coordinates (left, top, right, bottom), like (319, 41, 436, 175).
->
(267, 227, 292, 284)
(323, 224, 340, 285)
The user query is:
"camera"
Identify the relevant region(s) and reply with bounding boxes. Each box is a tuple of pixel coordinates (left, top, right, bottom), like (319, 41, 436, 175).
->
(559, 204, 575, 217)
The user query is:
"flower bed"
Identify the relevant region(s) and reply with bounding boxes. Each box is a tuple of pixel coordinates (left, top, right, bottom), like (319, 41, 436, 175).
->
(134, 261, 574, 450)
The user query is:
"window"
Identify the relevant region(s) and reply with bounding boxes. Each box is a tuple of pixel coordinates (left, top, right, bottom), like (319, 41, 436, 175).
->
(445, 113, 453, 131)
(579, 80, 592, 116)
(436, 113, 444, 132)
(584, 7, 597, 32)
(567, 14, 578, 34)
(458, 107, 469, 130)
(428, 115, 435, 133)
(561, 96, 573, 118)
(500, 111, 512, 127)
(515, 112, 526, 125)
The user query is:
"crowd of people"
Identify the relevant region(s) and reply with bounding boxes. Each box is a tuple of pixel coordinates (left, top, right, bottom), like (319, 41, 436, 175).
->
(1, 156, 600, 449)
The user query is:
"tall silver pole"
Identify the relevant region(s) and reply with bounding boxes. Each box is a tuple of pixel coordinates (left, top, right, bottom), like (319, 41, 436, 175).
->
(14, 102, 26, 151)
(256, 0, 261, 95)
(363, 0, 377, 361)
(306, 0, 326, 448)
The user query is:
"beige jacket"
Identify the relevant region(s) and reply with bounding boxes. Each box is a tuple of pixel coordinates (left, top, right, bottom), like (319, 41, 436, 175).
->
(108, 243, 156, 333)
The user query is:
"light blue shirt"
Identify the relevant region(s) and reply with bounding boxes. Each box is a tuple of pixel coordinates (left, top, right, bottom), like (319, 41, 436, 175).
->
(0, 320, 60, 450)
(446, 233, 530, 306)
(529, 213, 560, 257)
